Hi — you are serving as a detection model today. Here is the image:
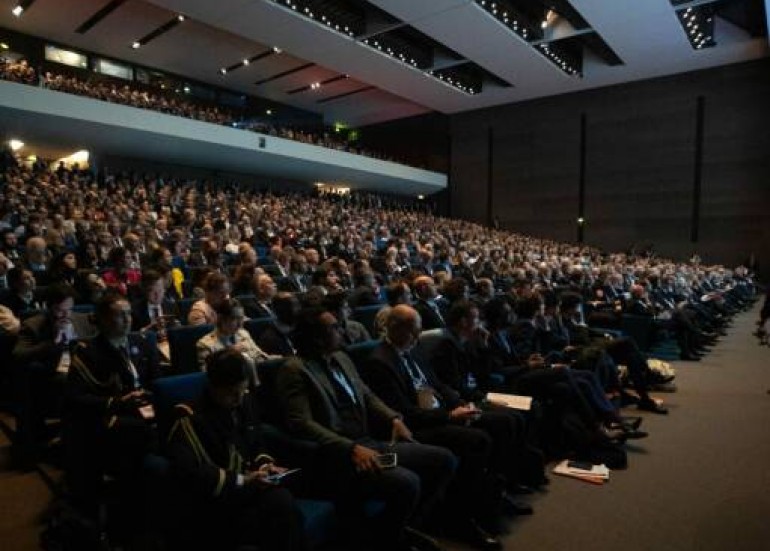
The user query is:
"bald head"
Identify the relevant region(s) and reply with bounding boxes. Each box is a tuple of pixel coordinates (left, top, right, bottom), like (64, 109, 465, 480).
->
(386, 304, 422, 350)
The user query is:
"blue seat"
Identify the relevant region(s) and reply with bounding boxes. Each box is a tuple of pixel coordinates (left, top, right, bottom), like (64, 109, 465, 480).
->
(351, 304, 384, 336)
(244, 317, 274, 342)
(166, 324, 214, 373)
(345, 339, 381, 373)
(72, 303, 95, 314)
(620, 314, 654, 351)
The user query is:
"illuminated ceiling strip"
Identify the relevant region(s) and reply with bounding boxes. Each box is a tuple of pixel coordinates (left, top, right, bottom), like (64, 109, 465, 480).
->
(135, 15, 185, 48)
(76, 0, 126, 34)
(254, 62, 315, 85)
(225, 49, 275, 73)
(316, 86, 375, 104)
(286, 74, 348, 94)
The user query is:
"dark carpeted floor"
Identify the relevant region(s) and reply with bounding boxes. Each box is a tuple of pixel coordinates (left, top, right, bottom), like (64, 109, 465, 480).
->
(1, 305, 768, 551)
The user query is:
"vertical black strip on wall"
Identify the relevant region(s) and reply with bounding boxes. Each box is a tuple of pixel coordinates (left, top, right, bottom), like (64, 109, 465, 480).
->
(577, 113, 587, 243)
(691, 96, 705, 243)
(487, 126, 494, 228)
(446, 127, 453, 218)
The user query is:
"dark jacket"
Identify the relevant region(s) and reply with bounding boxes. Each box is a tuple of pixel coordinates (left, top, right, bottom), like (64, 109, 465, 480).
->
(363, 341, 462, 430)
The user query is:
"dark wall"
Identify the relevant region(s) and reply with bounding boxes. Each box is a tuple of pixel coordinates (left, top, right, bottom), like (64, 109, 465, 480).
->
(450, 58, 770, 272)
(359, 112, 450, 174)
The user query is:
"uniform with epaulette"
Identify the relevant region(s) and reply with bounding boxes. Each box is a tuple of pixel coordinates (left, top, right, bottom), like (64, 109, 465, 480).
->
(63, 332, 160, 501)
(165, 389, 305, 550)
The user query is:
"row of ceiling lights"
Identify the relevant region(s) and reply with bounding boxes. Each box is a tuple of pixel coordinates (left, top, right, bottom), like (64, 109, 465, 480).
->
(680, 7, 714, 50)
(476, 1, 581, 77)
(272, 0, 478, 95)
(131, 14, 185, 49)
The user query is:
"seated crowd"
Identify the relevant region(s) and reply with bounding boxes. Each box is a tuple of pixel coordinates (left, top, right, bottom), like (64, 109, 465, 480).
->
(0, 56, 416, 166)
(0, 158, 758, 550)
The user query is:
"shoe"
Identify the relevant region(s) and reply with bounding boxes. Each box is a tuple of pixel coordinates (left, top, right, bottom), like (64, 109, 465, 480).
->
(501, 492, 534, 516)
(404, 527, 444, 551)
(623, 429, 649, 440)
(599, 425, 627, 444)
(508, 483, 535, 495)
(638, 398, 668, 414)
(463, 519, 502, 551)
(620, 416, 643, 430)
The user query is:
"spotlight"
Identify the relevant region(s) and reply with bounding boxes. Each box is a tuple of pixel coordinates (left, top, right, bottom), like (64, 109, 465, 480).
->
(12, 5, 23, 17)
(132, 41, 141, 49)
(219, 68, 227, 75)
(243, 58, 250, 66)
(272, 46, 282, 54)
(177, 14, 185, 22)
(9, 139, 24, 151)
(266, 109, 272, 115)
(0, 42, 8, 50)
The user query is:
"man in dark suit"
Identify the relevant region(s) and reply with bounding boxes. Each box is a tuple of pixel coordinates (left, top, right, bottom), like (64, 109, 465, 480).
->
(274, 306, 455, 551)
(412, 276, 445, 330)
(348, 272, 382, 308)
(130, 269, 180, 332)
(364, 304, 516, 549)
(11, 283, 77, 465)
(0, 267, 41, 318)
(241, 274, 277, 319)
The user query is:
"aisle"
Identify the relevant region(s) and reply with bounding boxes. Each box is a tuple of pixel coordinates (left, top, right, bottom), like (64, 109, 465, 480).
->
(468, 304, 770, 551)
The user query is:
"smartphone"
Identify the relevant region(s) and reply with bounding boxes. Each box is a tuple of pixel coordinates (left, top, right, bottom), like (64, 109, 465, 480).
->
(264, 468, 302, 484)
(567, 460, 594, 471)
(375, 453, 398, 469)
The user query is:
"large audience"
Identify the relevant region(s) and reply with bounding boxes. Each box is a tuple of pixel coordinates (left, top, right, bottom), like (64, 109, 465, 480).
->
(1, 56, 418, 167)
(0, 154, 758, 550)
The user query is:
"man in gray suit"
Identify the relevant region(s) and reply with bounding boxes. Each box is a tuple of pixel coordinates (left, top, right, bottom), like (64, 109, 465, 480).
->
(275, 306, 455, 551)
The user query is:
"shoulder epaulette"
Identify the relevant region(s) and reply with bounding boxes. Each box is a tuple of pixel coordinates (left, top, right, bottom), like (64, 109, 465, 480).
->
(174, 403, 194, 418)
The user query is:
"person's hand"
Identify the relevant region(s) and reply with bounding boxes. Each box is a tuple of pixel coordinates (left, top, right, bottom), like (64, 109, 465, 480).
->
(391, 418, 414, 443)
(527, 354, 545, 369)
(449, 404, 481, 422)
(231, 341, 247, 353)
(351, 444, 381, 473)
(120, 389, 146, 402)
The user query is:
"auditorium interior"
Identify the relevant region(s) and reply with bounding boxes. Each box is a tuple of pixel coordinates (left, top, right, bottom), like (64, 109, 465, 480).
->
(1, 1, 769, 550)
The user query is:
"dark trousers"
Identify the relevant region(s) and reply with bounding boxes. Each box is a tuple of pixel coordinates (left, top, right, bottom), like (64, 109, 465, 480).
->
(318, 438, 455, 548)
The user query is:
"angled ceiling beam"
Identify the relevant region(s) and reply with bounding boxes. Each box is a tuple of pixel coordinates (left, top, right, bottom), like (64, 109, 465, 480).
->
(427, 58, 471, 72)
(529, 27, 594, 46)
(254, 62, 315, 85)
(134, 15, 186, 49)
(76, 0, 127, 34)
(357, 22, 408, 41)
(317, 86, 375, 104)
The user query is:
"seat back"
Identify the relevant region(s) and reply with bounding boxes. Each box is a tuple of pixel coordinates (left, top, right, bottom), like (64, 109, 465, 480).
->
(345, 339, 381, 373)
(350, 304, 384, 336)
(620, 314, 653, 351)
(151, 372, 208, 435)
(244, 317, 274, 343)
(167, 324, 214, 373)
(412, 328, 449, 367)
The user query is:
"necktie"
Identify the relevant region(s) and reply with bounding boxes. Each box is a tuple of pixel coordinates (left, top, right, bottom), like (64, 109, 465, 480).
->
(327, 359, 357, 403)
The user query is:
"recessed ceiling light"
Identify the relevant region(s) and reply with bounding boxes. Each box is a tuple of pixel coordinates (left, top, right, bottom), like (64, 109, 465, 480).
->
(219, 68, 227, 75)
(132, 41, 141, 49)
(273, 46, 282, 54)
(243, 59, 250, 66)
(11, 5, 23, 17)
(177, 14, 185, 22)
